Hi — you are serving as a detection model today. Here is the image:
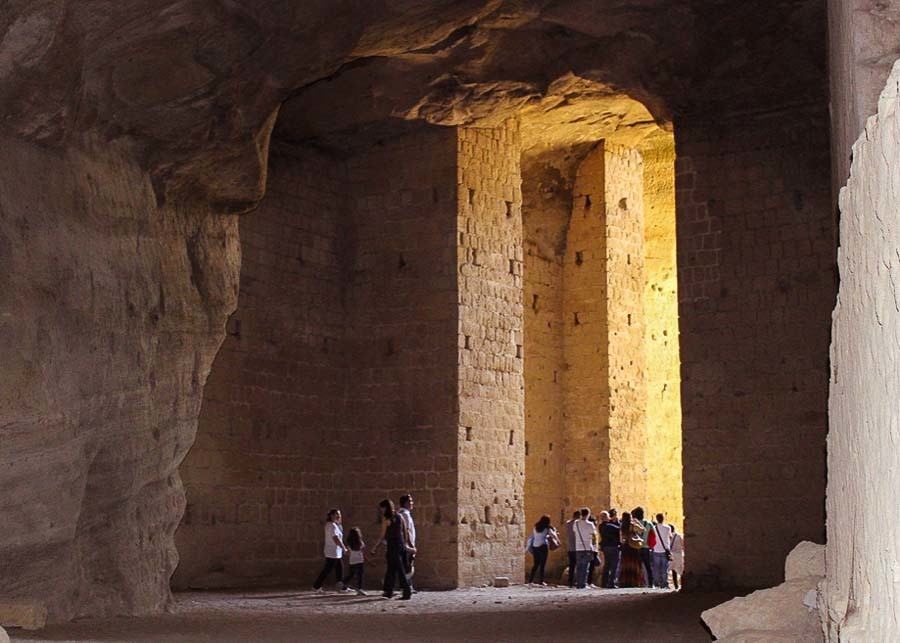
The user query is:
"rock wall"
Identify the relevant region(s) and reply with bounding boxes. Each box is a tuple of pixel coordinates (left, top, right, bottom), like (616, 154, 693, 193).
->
(676, 107, 834, 589)
(456, 122, 526, 583)
(822, 61, 900, 641)
(0, 136, 239, 620)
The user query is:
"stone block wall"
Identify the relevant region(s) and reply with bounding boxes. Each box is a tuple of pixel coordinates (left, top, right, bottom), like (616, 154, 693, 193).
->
(456, 122, 526, 584)
(639, 132, 683, 529)
(562, 142, 647, 514)
(178, 120, 527, 589)
(343, 125, 461, 587)
(521, 140, 681, 577)
(600, 145, 648, 513)
(174, 146, 347, 588)
(562, 147, 614, 509)
(676, 106, 833, 589)
(522, 157, 569, 536)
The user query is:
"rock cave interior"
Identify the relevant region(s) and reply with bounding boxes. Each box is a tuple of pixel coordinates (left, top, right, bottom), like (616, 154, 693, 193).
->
(6, 0, 897, 639)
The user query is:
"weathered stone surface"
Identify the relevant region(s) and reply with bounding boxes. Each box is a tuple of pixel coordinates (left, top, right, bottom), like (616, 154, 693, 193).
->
(0, 135, 240, 621)
(823, 59, 900, 641)
(785, 541, 825, 581)
(702, 579, 823, 642)
(0, 625, 8, 643)
(0, 602, 48, 630)
(493, 577, 511, 588)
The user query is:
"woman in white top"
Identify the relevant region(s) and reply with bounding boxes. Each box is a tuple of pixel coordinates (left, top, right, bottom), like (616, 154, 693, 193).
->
(670, 525, 685, 590)
(526, 514, 558, 585)
(312, 508, 346, 592)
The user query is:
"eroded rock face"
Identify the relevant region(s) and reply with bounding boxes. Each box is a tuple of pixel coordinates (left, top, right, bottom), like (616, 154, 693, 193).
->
(0, 135, 239, 621)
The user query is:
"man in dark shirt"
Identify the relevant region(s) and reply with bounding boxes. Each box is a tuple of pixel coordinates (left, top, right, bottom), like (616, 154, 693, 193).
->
(599, 510, 621, 588)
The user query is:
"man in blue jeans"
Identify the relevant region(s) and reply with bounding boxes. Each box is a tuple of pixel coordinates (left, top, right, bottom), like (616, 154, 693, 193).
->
(599, 510, 621, 588)
(572, 507, 597, 588)
(651, 513, 673, 588)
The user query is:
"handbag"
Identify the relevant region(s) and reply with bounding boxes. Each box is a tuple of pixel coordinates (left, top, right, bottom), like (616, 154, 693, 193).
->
(547, 528, 560, 551)
(627, 522, 644, 549)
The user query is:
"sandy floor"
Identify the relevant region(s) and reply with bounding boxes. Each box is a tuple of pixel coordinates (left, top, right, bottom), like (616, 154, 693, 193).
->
(12, 586, 732, 642)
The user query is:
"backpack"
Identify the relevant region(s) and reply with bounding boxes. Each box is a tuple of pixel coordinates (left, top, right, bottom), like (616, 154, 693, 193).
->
(647, 526, 657, 549)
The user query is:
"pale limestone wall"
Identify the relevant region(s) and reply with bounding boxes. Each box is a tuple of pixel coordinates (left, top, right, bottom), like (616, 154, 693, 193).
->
(0, 136, 239, 620)
(639, 133, 683, 530)
(456, 122, 526, 584)
(175, 146, 347, 588)
(823, 61, 900, 642)
(676, 109, 833, 589)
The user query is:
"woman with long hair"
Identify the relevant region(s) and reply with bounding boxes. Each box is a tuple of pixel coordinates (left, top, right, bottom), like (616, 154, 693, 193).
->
(617, 511, 644, 587)
(526, 514, 557, 585)
(370, 499, 414, 600)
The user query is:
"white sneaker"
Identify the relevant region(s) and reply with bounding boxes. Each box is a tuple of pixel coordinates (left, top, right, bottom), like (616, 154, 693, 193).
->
(313, 587, 324, 594)
(338, 585, 353, 593)
(356, 589, 368, 596)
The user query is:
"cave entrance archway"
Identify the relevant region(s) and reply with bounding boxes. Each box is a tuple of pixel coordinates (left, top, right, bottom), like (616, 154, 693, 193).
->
(174, 80, 681, 590)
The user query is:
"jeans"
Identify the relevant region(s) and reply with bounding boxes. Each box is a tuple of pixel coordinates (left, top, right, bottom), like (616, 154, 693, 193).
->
(652, 552, 670, 588)
(313, 557, 343, 589)
(342, 562, 364, 590)
(528, 544, 548, 583)
(601, 546, 620, 588)
(574, 551, 593, 588)
(567, 551, 577, 587)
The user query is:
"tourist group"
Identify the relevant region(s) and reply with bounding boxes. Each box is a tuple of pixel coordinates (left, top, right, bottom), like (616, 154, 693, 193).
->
(311, 495, 417, 600)
(310, 496, 683, 598)
(526, 507, 684, 590)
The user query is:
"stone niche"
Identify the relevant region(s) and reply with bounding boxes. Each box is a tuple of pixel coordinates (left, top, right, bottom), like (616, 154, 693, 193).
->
(176, 118, 525, 589)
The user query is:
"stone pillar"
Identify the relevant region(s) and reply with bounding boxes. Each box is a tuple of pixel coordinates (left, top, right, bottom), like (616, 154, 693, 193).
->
(456, 121, 526, 584)
(562, 142, 647, 514)
(639, 132, 684, 530)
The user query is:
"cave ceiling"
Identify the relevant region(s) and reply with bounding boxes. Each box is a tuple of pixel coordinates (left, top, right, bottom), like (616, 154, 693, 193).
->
(0, 0, 826, 210)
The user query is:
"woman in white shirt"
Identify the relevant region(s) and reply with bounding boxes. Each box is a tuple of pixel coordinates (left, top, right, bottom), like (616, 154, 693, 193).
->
(526, 514, 558, 585)
(312, 508, 346, 592)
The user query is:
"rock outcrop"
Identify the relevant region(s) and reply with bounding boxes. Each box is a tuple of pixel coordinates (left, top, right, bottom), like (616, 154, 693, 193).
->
(702, 542, 825, 642)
